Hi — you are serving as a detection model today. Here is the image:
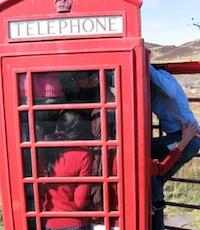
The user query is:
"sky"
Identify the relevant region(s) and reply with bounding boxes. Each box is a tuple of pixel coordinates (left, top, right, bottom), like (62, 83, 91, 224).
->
(141, 0, 200, 46)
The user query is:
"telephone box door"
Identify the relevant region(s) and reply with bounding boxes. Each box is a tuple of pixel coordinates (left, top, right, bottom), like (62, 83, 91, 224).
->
(2, 50, 146, 230)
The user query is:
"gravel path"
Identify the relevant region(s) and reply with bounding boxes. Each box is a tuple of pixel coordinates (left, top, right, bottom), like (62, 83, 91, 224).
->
(165, 214, 195, 229)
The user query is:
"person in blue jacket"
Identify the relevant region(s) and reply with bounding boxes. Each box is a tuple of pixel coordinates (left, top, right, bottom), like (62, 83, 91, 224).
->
(150, 64, 200, 230)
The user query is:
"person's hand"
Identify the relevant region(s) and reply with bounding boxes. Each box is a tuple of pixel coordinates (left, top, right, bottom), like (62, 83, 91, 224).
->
(182, 123, 197, 140)
(176, 123, 198, 152)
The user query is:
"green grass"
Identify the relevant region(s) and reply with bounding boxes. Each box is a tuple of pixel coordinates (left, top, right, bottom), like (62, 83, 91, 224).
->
(0, 206, 3, 230)
(0, 220, 3, 229)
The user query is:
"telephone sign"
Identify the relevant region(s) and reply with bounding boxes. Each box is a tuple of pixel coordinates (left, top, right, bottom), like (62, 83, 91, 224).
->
(9, 15, 124, 40)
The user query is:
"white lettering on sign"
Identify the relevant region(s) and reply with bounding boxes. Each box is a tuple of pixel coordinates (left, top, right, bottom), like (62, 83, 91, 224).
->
(8, 15, 123, 40)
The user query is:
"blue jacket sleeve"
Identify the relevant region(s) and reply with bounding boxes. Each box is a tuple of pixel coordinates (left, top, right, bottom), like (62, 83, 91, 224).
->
(150, 64, 177, 98)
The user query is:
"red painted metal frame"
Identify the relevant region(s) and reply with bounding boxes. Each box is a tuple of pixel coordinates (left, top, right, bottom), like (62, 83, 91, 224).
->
(0, 59, 15, 230)
(0, 0, 142, 44)
(0, 0, 143, 6)
(153, 62, 200, 74)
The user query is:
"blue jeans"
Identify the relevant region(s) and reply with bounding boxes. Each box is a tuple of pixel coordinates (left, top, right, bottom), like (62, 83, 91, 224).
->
(45, 226, 91, 230)
(152, 209, 164, 230)
(151, 131, 200, 230)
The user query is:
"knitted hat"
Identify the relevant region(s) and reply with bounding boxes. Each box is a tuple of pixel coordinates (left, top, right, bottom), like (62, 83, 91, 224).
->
(19, 72, 64, 98)
(33, 73, 64, 97)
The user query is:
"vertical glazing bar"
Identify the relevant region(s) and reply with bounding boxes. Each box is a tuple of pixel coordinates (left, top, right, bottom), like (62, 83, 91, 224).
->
(15, 73, 27, 230)
(27, 71, 41, 230)
(32, 146, 41, 230)
(100, 68, 110, 229)
(115, 66, 124, 229)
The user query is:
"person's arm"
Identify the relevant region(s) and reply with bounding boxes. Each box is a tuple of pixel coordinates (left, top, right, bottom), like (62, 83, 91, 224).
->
(150, 64, 177, 98)
(152, 123, 197, 176)
(74, 151, 93, 208)
(152, 148, 181, 176)
(176, 123, 198, 151)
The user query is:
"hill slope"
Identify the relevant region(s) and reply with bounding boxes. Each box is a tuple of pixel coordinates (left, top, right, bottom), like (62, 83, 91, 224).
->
(145, 39, 200, 63)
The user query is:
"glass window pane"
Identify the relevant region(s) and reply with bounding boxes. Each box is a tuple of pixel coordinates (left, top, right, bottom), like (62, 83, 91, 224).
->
(42, 217, 92, 229)
(105, 70, 115, 102)
(32, 70, 100, 104)
(27, 218, 36, 230)
(34, 110, 60, 141)
(90, 183, 104, 211)
(24, 184, 35, 211)
(107, 109, 116, 140)
(110, 218, 119, 229)
(90, 218, 105, 229)
(34, 110, 93, 141)
(107, 147, 118, 177)
(37, 147, 93, 177)
(109, 183, 118, 211)
(60, 70, 100, 103)
(32, 72, 66, 105)
(37, 147, 103, 177)
(39, 183, 103, 212)
(91, 148, 102, 177)
(18, 73, 28, 105)
(20, 111, 30, 142)
(22, 148, 32, 177)
(91, 109, 101, 139)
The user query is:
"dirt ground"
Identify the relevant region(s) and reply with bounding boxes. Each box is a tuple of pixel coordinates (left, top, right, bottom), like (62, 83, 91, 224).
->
(165, 214, 195, 229)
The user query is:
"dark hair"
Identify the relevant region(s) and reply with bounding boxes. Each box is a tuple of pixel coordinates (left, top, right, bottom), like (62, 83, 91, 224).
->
(59, 71, 99, 103)
(44, 110, 87, 176)
(55, 110, 86, 140)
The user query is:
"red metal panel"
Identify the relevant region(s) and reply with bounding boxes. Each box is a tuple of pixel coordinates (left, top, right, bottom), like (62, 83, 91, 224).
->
(0, 59, 15, 230)
(153, 62, 200, 74)
(0, 0, 142, 43)
(2, 61, 26, 229)
(123, 0, 143, 7)
(0, 0, 143, 6)
(134, 45, 151, 230)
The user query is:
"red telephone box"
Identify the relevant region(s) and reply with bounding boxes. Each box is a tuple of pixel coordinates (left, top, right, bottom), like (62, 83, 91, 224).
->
(0, 0, 151, 229)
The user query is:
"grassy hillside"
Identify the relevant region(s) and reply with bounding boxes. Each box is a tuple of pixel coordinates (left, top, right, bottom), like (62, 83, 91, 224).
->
(146, 39, 200, 63)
